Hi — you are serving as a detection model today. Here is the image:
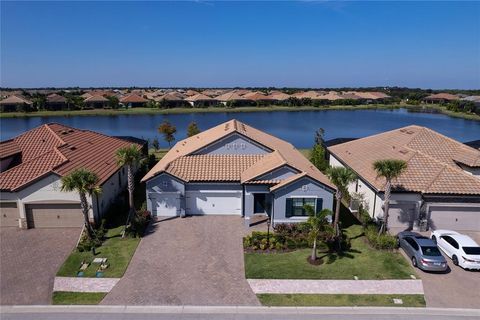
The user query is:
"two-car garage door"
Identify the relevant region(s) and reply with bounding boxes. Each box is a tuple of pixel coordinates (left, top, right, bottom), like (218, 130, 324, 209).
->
(428, 206, 480, 231)
(186, 191, 242, 215)
(25, 203, 83, 228)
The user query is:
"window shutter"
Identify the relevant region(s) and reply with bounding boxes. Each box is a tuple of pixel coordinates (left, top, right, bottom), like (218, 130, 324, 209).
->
(285, 198, 293, 218)
(316, 198, 323, 212)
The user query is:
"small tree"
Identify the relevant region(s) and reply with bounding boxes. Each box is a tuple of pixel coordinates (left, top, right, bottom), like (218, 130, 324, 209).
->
(326, 166, 357, 248)
(310, 128, 329, 172)
(116, 145, 143, 238)
(152, 137, 160, 151)
(107, 95, 120, 109)
(158, 120, 177, 148)
(187, 121, 201, 137)
(373, 159, 408, 234)
(61, 169, 101, 239)
(305, 206, 334, 261)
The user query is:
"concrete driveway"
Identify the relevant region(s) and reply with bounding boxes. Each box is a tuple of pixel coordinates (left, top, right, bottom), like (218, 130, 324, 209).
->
(414, 232, 480, 308)
(0, 227, 81, 305)
(102, 216, 259, 306)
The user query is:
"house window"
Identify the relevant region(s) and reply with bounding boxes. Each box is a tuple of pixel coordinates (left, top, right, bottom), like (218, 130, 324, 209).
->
(286, 197, 321, 217)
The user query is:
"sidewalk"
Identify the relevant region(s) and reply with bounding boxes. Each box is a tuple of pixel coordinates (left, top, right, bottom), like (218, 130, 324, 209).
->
(53, 277, 120, 293)
(247, 279, 424, 294)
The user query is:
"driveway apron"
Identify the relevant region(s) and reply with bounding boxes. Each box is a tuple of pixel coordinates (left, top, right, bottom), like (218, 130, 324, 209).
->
(101, 216, 259, 305)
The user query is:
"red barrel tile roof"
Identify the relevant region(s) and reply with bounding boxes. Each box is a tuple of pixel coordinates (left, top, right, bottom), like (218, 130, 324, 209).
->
(0, 123, 139, 191)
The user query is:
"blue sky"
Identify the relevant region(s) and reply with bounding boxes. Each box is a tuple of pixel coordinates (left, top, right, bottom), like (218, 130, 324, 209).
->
(1, 1, 479, 89)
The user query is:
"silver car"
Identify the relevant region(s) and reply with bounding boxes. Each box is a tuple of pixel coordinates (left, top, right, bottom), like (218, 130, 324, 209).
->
(398, 232, 448, 272)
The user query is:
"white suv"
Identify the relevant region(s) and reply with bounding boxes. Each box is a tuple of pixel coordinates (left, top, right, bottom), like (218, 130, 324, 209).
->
(431, 230, 480, 271)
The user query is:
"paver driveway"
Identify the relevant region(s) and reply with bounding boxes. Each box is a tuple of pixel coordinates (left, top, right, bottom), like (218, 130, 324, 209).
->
(411, 232, 480, 308)
(0, 227, 81, 305)
(102, 216, 259, 305)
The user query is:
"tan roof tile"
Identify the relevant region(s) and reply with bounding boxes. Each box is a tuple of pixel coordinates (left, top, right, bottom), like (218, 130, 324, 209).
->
(167, 155, 263, 182)
(329, 125, 480, 195)
(424, 93, 459, 101)
(0, 95, 32, 105)
(142, 119, 335, 190)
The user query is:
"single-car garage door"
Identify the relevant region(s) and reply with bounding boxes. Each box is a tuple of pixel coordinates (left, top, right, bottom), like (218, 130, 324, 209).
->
(0, 202, 20, 227)
(389, 203, 418, 230)
(428, 206, 480, 232)
(25, 203, 83, 228)
(151, 192, 180, 217)
(186, 191, 242, 215)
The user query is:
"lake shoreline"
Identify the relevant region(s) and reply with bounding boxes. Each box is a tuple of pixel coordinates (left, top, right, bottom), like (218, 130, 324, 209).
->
(1, 104, 479, 121)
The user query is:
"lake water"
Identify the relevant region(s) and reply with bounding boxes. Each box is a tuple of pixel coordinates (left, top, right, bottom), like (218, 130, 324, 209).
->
(1, 108, 479, 148)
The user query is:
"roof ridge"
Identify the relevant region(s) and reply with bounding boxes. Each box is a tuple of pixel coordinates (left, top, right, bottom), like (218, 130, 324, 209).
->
(421, 163, 449, 193)
(44, 123, 67, 145)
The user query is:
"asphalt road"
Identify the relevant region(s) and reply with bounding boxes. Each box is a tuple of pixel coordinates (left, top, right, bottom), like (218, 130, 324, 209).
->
(1, 307, 479, 320)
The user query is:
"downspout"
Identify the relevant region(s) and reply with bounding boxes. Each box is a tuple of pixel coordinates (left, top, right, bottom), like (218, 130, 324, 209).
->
(271, 191, 275, 227)
(372, 192, 377, 219)
(242, 185, 245, 217)
(95, 193, 100, 221)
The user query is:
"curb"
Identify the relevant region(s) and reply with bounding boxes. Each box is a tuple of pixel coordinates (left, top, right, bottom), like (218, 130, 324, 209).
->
(1, 305, 479, 316)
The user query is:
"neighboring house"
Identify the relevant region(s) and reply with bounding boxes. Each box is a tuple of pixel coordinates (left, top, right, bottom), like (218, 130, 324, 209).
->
(142, 119, 335, 225)
(423, 93, 459, 104)
(242, 91, 277, 104)
(83, 94, 109, 109)
(154, 92, 188, 108)
(0, 95, 33, 112)
(215, 91, 252, 106)
(268, 91, 291, 101)
(316, 91, 345, 101)
(45, 93, 68, 110)
(185, 93, 219, 107)
(328, 125, 480, 232)
(291, 90, 325, 100)
(120, 93, 148, 108)
(0, 124, 142, 229)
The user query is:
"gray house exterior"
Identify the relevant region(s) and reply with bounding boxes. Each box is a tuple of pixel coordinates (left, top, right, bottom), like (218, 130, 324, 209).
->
(143, 119, 335, 225)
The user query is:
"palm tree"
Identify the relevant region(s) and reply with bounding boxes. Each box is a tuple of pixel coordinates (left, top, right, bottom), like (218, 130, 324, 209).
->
(326, 166, 357, 239)
(116, 145, 143, 237)
(305, 206, 333, 262)
(373, 159, 408, 234)
(61, 169, 101, 239)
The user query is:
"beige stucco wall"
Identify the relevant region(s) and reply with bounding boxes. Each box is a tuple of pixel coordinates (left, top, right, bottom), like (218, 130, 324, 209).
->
(0, 165, 129, 228)
(329, 154, 422, 219)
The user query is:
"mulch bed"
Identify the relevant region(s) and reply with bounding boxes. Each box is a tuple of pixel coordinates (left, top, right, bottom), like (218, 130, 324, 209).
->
(306, 256, 324, 265)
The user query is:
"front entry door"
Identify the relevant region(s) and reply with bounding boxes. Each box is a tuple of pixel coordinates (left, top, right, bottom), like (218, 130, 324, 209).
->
(254, 193, 272, 216)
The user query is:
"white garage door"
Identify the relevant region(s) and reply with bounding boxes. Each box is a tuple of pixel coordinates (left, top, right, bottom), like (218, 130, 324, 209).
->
(152, 192, 180, 217)
(429, 206, 480, 232)
(186, 191, 242, 215)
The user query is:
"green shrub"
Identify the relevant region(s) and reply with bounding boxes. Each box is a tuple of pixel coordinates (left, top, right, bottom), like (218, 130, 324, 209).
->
(126, 210, 152, 238)
(77, 221, 107, 252)
(364, 224, 398, 250)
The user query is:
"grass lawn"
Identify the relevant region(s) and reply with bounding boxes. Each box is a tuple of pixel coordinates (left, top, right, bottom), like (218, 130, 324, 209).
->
(245, 224, 415, 280)
(149, 148, 169, 161)
(52, 292, 106, 305)
(3, 103, 477, 120)
(257, 294, 426, 307)
(56, 226, 140, 278)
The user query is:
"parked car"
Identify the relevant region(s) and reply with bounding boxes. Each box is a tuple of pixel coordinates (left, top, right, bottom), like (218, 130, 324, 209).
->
(431, 230, 480, 270)
(398, 231, 447, 272)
